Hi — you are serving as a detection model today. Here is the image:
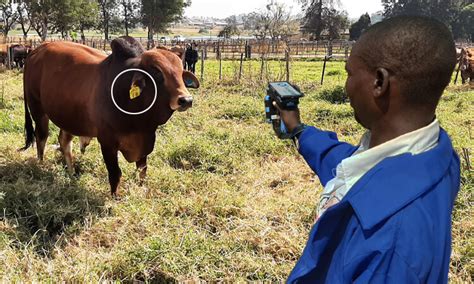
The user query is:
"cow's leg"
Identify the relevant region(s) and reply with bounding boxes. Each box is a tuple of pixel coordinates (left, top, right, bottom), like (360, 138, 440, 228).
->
(100, 143, 121, 196)
(79, 136, 92, 154)
(136, 156, 148, 185)
(58, 129, 74, 174)
(28, 102, 49, 161)
(34, 115, 49, 161)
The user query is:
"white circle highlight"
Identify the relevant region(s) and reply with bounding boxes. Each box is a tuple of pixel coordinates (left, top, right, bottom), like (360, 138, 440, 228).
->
(110, 68, 158, 115)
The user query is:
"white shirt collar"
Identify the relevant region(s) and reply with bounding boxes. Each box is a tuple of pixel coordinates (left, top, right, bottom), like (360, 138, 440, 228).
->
(318, 119, 440, 217)
(342, 119, 440, 190)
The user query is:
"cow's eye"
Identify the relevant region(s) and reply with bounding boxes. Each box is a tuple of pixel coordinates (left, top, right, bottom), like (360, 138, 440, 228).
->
(150, 67, 164, 83)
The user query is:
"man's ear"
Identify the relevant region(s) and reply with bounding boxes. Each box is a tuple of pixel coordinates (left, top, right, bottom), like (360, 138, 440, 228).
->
(111, 36, 144, 60)
(374, 68, 390, 98)
(183, 71, 199, 89)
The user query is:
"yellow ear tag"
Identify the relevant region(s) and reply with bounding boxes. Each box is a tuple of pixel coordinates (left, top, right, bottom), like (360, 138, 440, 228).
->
(129, 85, 141, 100)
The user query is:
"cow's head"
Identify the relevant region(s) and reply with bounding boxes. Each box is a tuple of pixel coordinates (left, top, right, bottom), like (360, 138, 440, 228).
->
(110, 37, 199, 117)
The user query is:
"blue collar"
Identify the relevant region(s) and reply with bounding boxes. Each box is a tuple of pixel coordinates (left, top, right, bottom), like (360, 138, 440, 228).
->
(344, 128, 456, 231)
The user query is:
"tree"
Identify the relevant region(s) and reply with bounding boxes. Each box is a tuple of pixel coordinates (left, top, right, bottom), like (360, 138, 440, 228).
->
(297, 0, 342, 39)
(381, 0, 472, 40)
(140, 0, 191, 46)
(97, 0, 119, 40)
(21, 0, 98, 41)
(349, 13, 371, 41)
(23, 0, 56, 41)
(17, 1, 32, 39)
(0, 0, 18, 39)
(245, 1, 299, 40)
(452, 3, 473, 41)
(75, 0, 100, 42)
(53, 0, 82, 38)
(120, 0, 140, 36)
(323, 8, 348, 40)
(218, 15, 241, 38)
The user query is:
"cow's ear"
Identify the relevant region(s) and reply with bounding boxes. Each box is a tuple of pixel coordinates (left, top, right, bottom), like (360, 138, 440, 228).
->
(111, 36, 144, 59)
(131, 72, 146, 89)
(183, 71, 199, 89)
(170, 46, 185, 59)
(156, 45, 184, 59)
(129, 72, 146, 99)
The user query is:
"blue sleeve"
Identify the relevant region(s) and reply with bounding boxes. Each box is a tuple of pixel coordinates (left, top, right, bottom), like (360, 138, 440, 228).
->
(345, 250, 420, 284)
(298, 126, 358, 186)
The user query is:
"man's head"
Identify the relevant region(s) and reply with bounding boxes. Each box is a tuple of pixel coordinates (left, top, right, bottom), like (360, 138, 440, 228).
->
(345, 16, 456, 129)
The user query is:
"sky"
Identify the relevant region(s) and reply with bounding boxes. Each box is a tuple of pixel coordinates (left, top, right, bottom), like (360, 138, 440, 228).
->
(185, 0, 384, 20)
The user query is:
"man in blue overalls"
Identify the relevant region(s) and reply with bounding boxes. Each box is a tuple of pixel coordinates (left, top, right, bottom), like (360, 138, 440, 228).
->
(277, 16, 460, 283)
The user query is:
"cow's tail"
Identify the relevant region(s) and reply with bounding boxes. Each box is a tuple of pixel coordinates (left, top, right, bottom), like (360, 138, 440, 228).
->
(18, 80, 35, 152)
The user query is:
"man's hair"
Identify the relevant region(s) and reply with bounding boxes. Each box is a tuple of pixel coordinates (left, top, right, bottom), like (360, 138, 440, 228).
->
(355, 16, 456, 106)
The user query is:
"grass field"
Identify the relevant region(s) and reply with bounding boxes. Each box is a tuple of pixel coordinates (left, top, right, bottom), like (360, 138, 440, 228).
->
(0, 59, 472, 282)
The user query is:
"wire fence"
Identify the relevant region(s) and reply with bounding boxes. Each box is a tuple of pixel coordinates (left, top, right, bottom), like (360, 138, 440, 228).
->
(4, 35, 353, 60)
(2, 36, 472, 86)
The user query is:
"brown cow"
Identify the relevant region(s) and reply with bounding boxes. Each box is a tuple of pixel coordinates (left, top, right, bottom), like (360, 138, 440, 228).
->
(460, 47, 473, 84)
(21, 36, 199, 196)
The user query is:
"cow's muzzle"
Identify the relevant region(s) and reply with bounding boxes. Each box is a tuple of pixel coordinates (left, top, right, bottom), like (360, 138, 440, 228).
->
(178, 96, 193, 111)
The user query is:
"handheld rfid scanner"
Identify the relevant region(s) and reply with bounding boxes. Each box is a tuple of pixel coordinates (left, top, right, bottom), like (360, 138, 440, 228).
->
(265, 82, 304, 139)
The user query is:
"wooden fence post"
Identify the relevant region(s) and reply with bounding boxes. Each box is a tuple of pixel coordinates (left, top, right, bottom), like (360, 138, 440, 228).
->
(286, 50, 290, 82)
(200, 49, 205, 82)
(454, 51, 464, 84)
(219, 50, 222, 80)
(321, 55, 329, 85)
(239, 53, 244, 80)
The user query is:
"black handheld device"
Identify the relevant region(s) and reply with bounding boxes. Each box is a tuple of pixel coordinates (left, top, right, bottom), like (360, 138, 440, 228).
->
(265, 82, 304, 139)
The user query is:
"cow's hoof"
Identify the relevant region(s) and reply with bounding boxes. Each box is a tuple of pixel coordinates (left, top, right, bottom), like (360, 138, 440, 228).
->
(111, 192, 122, 201)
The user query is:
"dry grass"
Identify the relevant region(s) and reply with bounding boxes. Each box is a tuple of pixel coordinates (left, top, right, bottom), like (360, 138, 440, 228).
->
(0, 61, 472, 282)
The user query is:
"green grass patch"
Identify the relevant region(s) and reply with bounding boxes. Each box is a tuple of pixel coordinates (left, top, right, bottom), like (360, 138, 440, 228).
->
(0, 61, 472, 282)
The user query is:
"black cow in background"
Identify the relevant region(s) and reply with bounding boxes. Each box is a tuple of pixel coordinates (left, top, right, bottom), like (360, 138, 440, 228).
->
(9, 44, 30, 68)
(185, 44, 199, 74)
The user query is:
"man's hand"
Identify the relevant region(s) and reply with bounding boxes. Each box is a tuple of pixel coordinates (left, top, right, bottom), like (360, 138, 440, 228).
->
(272, 101, 302, 133)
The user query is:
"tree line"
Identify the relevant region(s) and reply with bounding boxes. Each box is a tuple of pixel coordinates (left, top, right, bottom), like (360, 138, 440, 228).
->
(299, 0, 472, 41)
(1, 0, 472, 44)
(0, 0, 190, 42)
(221, 0, 472, 42)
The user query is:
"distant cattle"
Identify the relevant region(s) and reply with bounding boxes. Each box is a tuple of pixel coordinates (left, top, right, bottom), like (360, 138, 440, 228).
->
(459, 47, 473, 84)
(21, 36, 200, 196)
(0, 44, 31, 68)
(0, 44, 7, 65)
(10, 44, 31, 68)
(185, 45, 199, 74)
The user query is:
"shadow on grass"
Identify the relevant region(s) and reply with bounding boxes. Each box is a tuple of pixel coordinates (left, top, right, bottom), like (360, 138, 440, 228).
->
(0, 160, 107, 256)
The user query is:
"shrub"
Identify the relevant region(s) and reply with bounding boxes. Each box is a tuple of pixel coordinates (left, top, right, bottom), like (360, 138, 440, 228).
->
(326, 70, 342, 76)
(319, 86, 348, 104)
